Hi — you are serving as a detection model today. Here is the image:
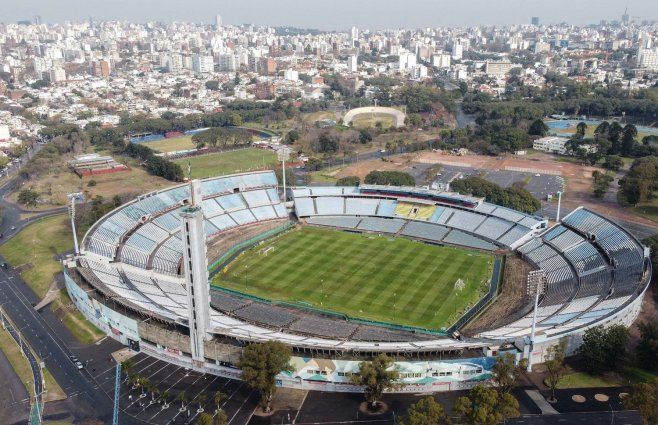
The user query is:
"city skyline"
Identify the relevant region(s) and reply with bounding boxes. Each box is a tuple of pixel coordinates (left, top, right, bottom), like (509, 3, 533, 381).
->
(1, 0, 656, 29)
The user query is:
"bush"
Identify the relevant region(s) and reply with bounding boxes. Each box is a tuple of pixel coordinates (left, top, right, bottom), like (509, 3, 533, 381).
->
(17, 189, 40, 207)
(450, 176, 541, 214)
(336, 176, 360, 186)
(87, 179, 97, 187)
(364, 170, 415, 186)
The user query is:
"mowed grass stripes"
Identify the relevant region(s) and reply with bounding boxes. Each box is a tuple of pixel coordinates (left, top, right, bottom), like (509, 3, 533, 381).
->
(213, 227, 493, 330)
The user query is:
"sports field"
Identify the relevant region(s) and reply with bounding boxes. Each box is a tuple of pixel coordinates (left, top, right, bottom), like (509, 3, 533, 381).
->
(213, 227, 494, 330)
(173, 148, 278, 179)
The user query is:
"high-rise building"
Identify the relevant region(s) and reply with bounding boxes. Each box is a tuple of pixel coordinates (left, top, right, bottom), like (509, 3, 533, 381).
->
(215, 14, 222, 28)
(350, 26, 359, 46)
(48, 67, 66, 83)
(637, 47, 658, 70)
(531, 17, 540, 26)
(218, 53, 236, 71)
(398, 51, 417, 70)
(432, 53, 451, 68)
(284, 68, 299, 81)
(192, 54, 214, 73)
(92, 59, 111, 77)
(451, 40, 463, 60)
(347, 54, 358, 72)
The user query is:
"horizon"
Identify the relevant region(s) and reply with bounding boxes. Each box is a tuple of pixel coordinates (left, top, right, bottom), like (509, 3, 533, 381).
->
(0, 0, 656, 30)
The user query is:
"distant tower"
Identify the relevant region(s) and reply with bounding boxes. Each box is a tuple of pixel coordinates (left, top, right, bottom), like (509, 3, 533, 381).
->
(622, 5, 630, 24)
(180, 180, 211, 366)
(531, 16, 539, 26)
(215, 14, 223, 29)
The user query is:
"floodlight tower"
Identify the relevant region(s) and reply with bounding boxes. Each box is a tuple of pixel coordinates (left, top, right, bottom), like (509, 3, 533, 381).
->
(555, 191, 563, 223)
(526, 270, 546, 372)
(67, 192, 85, 255)
(180, 179, 211, 366)
(278, 147, 292, 201)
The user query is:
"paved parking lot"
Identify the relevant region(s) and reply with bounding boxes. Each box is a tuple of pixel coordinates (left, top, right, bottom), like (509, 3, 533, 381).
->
(89, 353, 258, 425)
(432, 165, 564, 201)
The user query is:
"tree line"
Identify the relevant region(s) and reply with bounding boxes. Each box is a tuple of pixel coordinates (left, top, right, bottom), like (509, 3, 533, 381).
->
(450, 176, 541, 214)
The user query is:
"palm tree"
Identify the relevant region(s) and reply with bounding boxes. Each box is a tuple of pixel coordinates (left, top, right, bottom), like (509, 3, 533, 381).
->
(160, 390, 171, 409)
(148, 383, 160, 404)
(176, 392, 188, 411)
(213, 391, 227, 413)
(195, 394, 207, 413)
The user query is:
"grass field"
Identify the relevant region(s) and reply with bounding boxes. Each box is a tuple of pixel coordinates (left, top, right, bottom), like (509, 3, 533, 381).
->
(0, 215, 104, 344)
(143, 135, 196, 152)
(213, 227, 493, 330)
(351, 113, 396, 129)
(174, 148, 278, 179)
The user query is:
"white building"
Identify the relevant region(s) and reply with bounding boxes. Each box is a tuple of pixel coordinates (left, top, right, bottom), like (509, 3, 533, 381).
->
(347, 55, 358, 73)
(451, 40, 463, 60)
(432, 53, 451, 68)
(284, 68, 298, 81)
(48, 67, 66, 83)
(533, 136, 570, 155)
(398, 51, 417, 70)
(192, 54, 214, 73)
(637, 47, 658, 70)
(0, 125, 10, 141)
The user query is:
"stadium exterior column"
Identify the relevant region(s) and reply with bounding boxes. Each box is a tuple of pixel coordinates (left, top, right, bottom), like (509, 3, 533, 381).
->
(180, 179, 211, 366)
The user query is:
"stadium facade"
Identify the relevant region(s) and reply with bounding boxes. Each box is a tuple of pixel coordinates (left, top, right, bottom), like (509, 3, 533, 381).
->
(62, 170, 651, 392)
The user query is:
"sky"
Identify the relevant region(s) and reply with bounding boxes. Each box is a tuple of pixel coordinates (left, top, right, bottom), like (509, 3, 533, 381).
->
(0, 0, 655, 30)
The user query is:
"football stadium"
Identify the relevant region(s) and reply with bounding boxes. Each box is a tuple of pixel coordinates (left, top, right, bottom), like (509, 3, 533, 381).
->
(62, 170, 652, 392)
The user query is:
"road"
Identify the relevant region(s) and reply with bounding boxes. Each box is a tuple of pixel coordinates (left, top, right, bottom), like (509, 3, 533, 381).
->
(0, 157, 138, 423)
(1, 308, 44, 421)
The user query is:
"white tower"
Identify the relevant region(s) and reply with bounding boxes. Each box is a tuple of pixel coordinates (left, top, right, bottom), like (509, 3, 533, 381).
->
(180, 180, 211, 365)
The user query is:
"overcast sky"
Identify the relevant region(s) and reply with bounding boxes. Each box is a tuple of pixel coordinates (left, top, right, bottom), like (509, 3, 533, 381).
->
(0, 0, 655, 29)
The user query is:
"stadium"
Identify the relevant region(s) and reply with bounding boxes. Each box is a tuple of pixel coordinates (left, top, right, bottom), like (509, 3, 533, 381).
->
(62, 170, 652, 392)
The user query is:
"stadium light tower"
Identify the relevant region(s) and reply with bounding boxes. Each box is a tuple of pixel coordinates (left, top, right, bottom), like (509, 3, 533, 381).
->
(278, 147, 292, 201)
(180, 180, 211, 366)
(67, 192, 85, 255)
(526, 270, 546, 372)
(555, 191, 563, 223)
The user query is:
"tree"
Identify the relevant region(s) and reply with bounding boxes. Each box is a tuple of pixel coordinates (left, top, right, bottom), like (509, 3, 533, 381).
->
(544, 339, 568, 403)
(577, 325, 629, 374)
(176, 392, 188, 410)
(454, 385, 520, 425)
(528, 119, 549, 137)
(575, 121, 588, 139)
(621, 124, 638, 156)
(239, 341, 293, 412)
(17, 189, 40, 207)
(623, 378, 658, 425)
(359, 129, 373, 144)
(364, 170, 415, 186)
(317, 132, 339, 153)
(400, 396, 451, 425)
(195, 412, 213, 425)
(205, 80, 220, 91)
(285, 129, 300, 145)
(213, 391, 227, 413)
(213, 409, 229, 425)
(491, 353, 527, 395)
(350, 353, 399, 409)
(636, 320, 658, 372)
(335, 176, 360, 186)
(602, 155, 624, 171)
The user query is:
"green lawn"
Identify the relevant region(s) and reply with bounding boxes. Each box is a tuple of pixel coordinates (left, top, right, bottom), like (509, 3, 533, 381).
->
(556, 371, 622, 389)
(0, 215, 72, 297)
(143, 135, 196, 152)
(0, 215, 104, 344)
(174, 148, 278, 179)
(212, 227, 493, 330)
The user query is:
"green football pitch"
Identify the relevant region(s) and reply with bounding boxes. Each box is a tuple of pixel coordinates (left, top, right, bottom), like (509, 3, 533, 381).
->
(212, 227, 494, 330)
